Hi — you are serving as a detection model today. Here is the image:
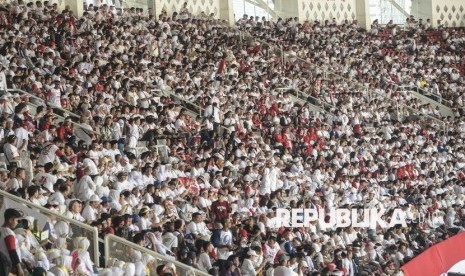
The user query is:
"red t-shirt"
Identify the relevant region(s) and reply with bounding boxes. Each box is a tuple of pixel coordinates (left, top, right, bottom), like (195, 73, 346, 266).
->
(211, 200, 230, 222)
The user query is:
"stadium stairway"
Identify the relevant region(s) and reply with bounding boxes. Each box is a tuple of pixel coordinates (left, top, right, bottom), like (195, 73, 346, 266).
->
(6, 88, 99, 144)
(5, 89, 150, 158)
(400, 86, 455, 118)
(0, 189, 210, 276)
(275, 87, 335, 115)
(233, 26, 456, 121)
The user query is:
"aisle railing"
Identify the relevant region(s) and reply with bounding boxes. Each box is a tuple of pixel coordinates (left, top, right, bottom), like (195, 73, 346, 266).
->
(104, 234, 210, 276)
(0, 189, 100, 267)
(275, 87, 335, 114)
(232, 24, 453, 114)
(7, 89, 100, 137)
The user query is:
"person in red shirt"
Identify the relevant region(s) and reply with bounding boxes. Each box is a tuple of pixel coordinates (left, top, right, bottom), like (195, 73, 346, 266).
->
(57, 117, 74, 141)
(0, 209, 25, 276)
(210, 189, 231, 223)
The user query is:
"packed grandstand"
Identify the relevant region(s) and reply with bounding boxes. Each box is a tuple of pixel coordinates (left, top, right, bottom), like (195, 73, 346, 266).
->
(0, 1, 464, 276)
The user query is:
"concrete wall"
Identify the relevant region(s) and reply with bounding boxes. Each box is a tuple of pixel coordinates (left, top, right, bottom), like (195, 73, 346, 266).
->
(121, 0, 234, 24)
(274, 0, 299, 19)
(410, 0, 433, 23)
(153, 0, 220, 17)
(431, 0, 465, 27)
(412, 0, 465, 27)
(219, 0, 235, 25)
(297, 0, 358, 24)
(355, 0, 371, 30)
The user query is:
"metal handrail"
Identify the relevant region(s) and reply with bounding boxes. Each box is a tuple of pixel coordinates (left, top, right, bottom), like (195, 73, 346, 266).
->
(369, 87, 447, 130)
(104, 234, 210, 276)
(7, 89, 100, 136)
(164, 90, 206, 115)
(0, 189, 100, 267)
(397, 85, 449, 107)
(393, 84, 454, 119)
(405, 106, 447, 131)
(7, 88, 82, 119)
(233, 25, 452, 113)
(275, 87, 335, 114)
(155, 89, 231, 134)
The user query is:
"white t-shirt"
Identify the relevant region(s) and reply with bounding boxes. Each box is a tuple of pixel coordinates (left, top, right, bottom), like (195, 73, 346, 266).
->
(217, 229, 233, 260)
(83, 158, 98, 175)
(185, 221, 210, 236)
(37, 144, 60, 166)
(48, 88, 62, 107)
(3, 143, 19, 165)
(197, 252, 212, 273)
(6, 177, 22, 191)
(273, 266, 297, 276)
(14, 127, 29, 149)
(33, 172, 57, 188)
(81, 205, 98, 222)
(139, 217, 151, 231)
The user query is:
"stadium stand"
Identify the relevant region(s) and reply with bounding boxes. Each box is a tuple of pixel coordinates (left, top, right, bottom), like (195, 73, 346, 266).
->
(0, 1, 464, 276)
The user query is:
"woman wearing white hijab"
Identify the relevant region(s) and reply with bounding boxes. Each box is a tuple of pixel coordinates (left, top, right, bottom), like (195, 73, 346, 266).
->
(109, 189, 123, 211)
(145, 232, 175, 259)
(123, 262, 136, 276)
(259, 168, 271, 196)
(157, 164, 167, 182)
(54, 220, 71, 240)
(111, 260, 126, 276)
(71, 237, 95, 275)
(14, 232, 34, 267)
(55, 237, 71, 256)
(131, 250, 147, 276)
(142, 254, 157, 276)
(48, 249, 71, 276)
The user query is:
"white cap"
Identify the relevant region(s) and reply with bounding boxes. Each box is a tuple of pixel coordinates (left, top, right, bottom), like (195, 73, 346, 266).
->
(89, 194, 102, 203)
(248, 250, 258, 257)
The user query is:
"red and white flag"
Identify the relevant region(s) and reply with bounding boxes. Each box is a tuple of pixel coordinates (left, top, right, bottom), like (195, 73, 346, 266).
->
(402, 231, 465, 276)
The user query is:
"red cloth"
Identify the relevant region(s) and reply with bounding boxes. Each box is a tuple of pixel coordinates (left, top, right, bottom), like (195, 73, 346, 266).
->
(57, 125, 74, 140)
(4, 235, 16, 250)
(402, 232, 465, 276)
(211, 200, 230, 222)
(217, 58, 226, 75)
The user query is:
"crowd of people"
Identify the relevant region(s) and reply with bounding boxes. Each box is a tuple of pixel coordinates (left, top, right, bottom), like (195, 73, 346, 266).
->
(235, 15, 465, 113)
(0, 1, 464, 276)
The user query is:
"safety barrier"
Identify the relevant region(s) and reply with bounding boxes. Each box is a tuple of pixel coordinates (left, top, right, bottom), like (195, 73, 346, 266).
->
(275, 87, 335, 114)
(7, 89, 100, 140)
(232, 25, 454, 118)
(0, 189, 100, 267)
(104, 234, 210, 276)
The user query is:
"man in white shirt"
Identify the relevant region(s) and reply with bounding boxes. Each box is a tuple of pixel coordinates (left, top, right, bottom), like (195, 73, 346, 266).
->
(185, 212, 211, 241)
(273, 254, 298, 276)
(3, 135, 22, 166)
(37, 139, 68, 166)
(47, 80, 62, 108)
(0, 209, 25, 276)
(81, 194, 101, 223)
(14, 122, 29, 150)
(33, 162, 57, 189)
(215, 218, 234, 268)
(74, 170, 96, 202)
(241, 250, 259, 276)
(127, 116, 140, 149)
(0, 66, 7, 92)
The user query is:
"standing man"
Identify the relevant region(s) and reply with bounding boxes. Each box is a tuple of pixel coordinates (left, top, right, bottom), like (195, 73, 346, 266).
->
(211, 189, 230, 223)
(0, 209, 25, 276)
(214, 218, 234, 271)
(0, 65, 7, 93)
(273, 254, 298, 276)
